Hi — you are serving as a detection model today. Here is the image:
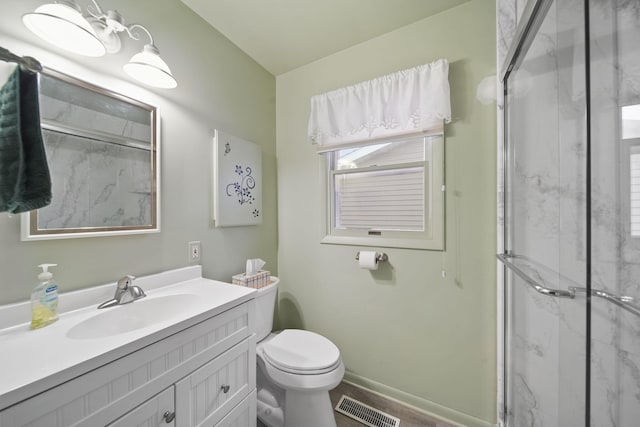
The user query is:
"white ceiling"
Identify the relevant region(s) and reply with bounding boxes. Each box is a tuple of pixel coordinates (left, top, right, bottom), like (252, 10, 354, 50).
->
(180, 0, 470, 76)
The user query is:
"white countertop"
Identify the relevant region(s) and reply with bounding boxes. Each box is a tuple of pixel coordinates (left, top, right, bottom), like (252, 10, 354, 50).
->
(0, 266, 257, 411)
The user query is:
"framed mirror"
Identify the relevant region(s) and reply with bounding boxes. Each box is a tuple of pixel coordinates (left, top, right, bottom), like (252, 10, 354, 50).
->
(21, 68, 159, 240)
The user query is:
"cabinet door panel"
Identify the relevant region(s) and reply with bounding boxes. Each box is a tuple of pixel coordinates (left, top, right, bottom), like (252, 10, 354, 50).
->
(176, 337, 255, 427)
(108, 387, 174, 427)
(216, 390, 256, 427)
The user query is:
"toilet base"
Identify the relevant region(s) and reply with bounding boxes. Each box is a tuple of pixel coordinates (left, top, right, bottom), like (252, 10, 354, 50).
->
(257, 389, 337, 427)
(284, 390, 337, 427)
(256, 365, 338, 427)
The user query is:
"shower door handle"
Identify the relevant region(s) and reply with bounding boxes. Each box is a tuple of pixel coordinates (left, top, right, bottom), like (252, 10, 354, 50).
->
(570, 286, 640, 318)
(497, 254, 575, 298)
(497, 253, 640, 316)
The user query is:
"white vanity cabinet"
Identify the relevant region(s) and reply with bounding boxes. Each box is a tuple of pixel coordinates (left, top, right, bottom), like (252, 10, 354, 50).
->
(0, 300, 256, 427)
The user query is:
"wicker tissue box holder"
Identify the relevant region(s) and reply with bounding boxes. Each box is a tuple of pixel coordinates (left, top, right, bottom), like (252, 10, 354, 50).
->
(232, 270, 271, 288)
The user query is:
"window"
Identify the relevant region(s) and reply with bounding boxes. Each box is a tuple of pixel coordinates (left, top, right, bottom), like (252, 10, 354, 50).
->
(321, 133, 444, 250)
(622, 105, 640, 237)
(630, 145, 640, 237)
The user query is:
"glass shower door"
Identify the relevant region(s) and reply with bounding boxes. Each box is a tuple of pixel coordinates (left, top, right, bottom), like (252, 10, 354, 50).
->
(502, 0, 589, 425)
(588, 0, 640, 425)
(503, 0, 640, 425)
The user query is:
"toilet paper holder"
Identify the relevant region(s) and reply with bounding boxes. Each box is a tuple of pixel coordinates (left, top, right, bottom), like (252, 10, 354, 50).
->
(355, 251, 388, 262)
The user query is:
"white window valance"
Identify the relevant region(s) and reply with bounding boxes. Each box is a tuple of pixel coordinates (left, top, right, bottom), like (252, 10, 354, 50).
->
(308, 59, 451, 152)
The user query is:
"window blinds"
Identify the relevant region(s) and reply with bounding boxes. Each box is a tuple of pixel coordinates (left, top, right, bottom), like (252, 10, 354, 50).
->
(335, 167, 426, 231)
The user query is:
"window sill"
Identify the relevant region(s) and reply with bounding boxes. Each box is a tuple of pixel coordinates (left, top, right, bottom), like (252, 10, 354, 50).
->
(320, 234, 443, 251)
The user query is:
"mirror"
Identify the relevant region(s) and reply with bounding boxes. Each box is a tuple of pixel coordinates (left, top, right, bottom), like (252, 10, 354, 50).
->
(21, 68, 159, 240)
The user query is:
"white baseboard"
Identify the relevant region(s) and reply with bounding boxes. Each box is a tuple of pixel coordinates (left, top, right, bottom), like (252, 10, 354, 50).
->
(343, 371, 497, 427)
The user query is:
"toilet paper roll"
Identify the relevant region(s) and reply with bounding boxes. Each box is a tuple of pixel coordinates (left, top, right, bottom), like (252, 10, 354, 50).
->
(358, 251, 379, 270)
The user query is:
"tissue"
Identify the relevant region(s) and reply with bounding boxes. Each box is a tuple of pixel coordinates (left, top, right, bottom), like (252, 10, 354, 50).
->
(233, 258, 271, 288)
(246, 258, 266, 275)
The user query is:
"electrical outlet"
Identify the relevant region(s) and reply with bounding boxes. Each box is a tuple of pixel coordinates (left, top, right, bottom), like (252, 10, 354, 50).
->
(188, 241, 201, 264)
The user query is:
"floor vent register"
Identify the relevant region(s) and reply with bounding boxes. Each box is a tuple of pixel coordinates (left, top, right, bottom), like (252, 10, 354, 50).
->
(335, 395, 401, 427)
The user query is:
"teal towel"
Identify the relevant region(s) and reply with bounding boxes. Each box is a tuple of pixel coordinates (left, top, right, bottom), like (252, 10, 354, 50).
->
(0, 67, 52, 214)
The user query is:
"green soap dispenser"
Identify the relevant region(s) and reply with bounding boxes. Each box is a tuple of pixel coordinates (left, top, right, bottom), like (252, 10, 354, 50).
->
(31, 263, 59, 329)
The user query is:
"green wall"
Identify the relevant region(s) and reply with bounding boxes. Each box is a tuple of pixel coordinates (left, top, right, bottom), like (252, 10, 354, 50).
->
(0, 0, 497, 424)
(0, 0, 277, 303)
(275, 1, 497, 425)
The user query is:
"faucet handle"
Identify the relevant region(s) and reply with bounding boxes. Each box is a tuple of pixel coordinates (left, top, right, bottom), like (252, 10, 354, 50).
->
(117, 275, 136, 290)
(130, 285, 146, 299)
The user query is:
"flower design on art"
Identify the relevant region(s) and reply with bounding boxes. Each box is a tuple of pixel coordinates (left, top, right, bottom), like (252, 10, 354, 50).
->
(226, 165, 256, 206)
(224, 142, 231, 156)
(252, 209, 260, 218)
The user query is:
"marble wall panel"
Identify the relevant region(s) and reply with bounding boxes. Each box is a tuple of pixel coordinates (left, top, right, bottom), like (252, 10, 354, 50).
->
(39, 132, 151, 229)
(36, 91, 152, 230)
(497, 0, 517, 68)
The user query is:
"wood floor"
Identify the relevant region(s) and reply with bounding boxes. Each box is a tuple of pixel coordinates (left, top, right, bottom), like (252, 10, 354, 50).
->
(257, 381, 458, 427)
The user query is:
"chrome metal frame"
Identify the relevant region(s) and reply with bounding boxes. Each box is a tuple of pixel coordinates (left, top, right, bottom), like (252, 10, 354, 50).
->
(41, 119, 151, 151)
(500, 0, 554, 82)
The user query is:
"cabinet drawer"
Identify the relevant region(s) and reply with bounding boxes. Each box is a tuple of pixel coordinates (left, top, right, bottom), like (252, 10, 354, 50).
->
(216, 390, 256, 427)
(176, 336, 256, 427)
(0, 303, 251, 427)
(108, 387, 175, 427)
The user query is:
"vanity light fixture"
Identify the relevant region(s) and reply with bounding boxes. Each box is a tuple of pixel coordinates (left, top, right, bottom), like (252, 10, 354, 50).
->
(122, 29, 177, 89)
(22, 1, 106, 57)
(22, 0, 177, 89)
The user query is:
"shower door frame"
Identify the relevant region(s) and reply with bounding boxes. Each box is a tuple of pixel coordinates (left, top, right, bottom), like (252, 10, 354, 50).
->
(498, 0, 593, 425)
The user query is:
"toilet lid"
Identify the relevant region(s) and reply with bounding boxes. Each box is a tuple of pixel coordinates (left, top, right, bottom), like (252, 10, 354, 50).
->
(262, 329, 340, 374)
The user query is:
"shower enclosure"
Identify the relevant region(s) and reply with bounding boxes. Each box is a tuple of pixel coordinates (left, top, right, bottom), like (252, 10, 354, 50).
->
(500, 0, 640, 425)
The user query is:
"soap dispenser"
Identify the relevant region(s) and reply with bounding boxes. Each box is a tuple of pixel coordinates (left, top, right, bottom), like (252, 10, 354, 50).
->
(31, 263, 59, 329)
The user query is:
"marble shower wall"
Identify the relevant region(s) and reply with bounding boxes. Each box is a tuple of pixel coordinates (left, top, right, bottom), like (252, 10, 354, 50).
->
(37, 91, 152, 229)
(498, 0, 640, 426)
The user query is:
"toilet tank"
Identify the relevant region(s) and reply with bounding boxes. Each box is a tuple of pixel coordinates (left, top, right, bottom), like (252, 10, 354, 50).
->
(255, 277, 279, 341)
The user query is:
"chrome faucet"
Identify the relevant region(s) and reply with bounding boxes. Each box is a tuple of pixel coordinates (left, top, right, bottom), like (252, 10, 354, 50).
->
(97, 275, 146, 309)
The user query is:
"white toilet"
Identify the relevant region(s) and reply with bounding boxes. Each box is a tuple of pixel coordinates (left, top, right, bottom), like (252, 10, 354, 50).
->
(255, 277, 345, 427)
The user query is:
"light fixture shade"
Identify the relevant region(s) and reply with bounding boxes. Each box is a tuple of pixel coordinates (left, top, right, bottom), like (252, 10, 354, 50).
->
(22, 1, 106, 57)
(123, 44, 177, 89)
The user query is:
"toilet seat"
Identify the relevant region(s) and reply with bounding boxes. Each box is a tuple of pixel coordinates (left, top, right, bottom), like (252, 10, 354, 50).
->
(262, 329, 341, 375)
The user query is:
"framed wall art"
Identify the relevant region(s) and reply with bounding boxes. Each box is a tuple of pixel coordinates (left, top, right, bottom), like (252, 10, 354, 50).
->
(212, 129, 262, 227)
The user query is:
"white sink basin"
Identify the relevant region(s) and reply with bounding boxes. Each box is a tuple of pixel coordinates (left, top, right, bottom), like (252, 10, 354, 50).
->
(66, 294, 199, 339)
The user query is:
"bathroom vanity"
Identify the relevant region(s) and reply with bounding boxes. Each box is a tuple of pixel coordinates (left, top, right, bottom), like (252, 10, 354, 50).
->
(0, 266, 257, 427)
